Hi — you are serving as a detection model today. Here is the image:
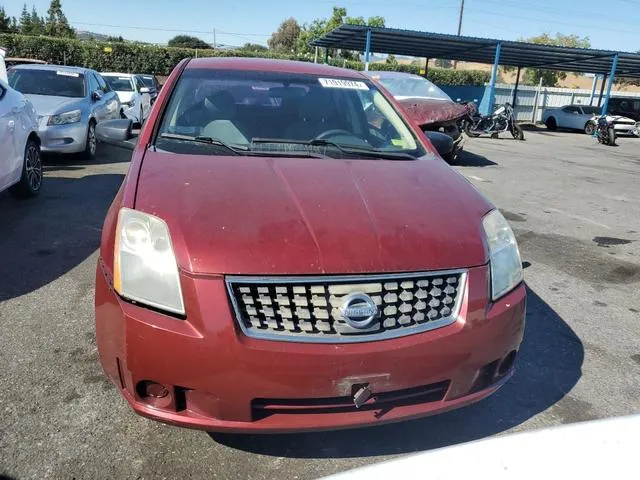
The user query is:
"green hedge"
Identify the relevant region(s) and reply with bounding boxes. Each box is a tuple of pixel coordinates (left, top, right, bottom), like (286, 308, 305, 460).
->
(0, 33, 490, 86)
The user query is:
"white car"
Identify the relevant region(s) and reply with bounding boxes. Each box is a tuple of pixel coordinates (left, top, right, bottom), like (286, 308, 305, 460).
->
(543, 104, 639, 136)
(0, 47, 42, 198)
(325, 415, 640, 479)
(101, 72, 151, 125)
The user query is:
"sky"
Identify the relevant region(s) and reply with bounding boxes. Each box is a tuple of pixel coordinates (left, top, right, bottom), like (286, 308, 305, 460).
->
(5, 0, 640, 52)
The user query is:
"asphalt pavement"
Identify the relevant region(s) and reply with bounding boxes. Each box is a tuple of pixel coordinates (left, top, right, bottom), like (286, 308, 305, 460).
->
(1, 131, 639, 479)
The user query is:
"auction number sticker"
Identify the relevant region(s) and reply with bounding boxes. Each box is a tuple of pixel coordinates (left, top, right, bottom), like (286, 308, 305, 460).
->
(318, 78, 369, 90)
(56, 71, 79, 77)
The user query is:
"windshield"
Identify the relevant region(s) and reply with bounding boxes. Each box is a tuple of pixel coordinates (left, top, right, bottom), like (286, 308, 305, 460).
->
(156, 68, 424, 159)
(581, 106, 601, 114)
(140, 76, 156, 88)
(373, 74, 452, 101)
(8, 69, 85, 98)
(103, 76, 134, 92)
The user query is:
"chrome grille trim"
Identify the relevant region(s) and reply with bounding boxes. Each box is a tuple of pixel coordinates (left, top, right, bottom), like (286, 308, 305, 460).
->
(226, 269, 467, 344)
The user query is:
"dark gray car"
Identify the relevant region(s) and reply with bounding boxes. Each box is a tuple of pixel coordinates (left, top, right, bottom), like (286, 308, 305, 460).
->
(8, 64, 121, 158)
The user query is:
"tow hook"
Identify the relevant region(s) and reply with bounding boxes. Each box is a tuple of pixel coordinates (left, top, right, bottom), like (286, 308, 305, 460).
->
(352, 384, 375, 408)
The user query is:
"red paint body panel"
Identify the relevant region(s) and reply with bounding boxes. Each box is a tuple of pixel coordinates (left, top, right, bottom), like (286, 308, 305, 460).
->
(96, 261, 526, 433)
(96, 58, 526, 432)
(134, 152, 493, 275)
(398, 98, 472, 126)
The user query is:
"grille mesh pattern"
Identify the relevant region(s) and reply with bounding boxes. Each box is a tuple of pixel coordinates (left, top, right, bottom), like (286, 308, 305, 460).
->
(227, 272, 465, 342)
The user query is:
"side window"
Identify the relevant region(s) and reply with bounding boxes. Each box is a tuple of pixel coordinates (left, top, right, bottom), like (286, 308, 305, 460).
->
(88, 73, 99, 94)
(134, 76, 144, 92)
(96, 74, 110, 93)
(563, 106, 578, 114)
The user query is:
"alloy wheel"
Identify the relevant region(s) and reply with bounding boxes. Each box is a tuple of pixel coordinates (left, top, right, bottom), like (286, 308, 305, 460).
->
(25, 144, 42, 191)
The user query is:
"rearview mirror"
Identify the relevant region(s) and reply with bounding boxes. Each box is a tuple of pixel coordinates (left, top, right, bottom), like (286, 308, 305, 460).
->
(139, 87, 150, 94)
(96, 119, 136, 150)
(91, 90, 102, 101)
(423, 131, 454, 159)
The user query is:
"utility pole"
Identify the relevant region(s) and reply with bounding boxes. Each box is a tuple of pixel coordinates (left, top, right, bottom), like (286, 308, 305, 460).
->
(213, 29, 217, 49)
(453, 0, 464, 69)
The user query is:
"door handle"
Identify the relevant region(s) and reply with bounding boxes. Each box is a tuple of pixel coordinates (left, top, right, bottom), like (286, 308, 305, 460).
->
(7, 120, 15, 131)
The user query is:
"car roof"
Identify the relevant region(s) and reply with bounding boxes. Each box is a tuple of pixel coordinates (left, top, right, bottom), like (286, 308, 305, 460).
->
(186, 57, 365, 79)
(10, 64, 91, 74)
(364, 70, 424, 80)
(101, 72, 133, 77)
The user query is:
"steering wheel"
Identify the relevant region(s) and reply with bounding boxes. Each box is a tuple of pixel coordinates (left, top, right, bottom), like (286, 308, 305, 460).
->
(315, 129, 354, 140)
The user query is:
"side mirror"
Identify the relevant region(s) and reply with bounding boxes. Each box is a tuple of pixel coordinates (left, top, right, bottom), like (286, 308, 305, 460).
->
(424, 131, 454, 158)
(96, 119, 136, 150)
(139, 87, 150, 94)
(91, 90, 102, 101)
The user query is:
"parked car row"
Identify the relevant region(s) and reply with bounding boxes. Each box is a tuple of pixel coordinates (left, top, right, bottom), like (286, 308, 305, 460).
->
(542, 104, 639, 137)
(2, 55, 161, 164)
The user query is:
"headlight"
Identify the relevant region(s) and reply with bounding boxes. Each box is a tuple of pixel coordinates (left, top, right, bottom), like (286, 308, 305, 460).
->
(47, 109, 82, 125)
(114, 208, 185, 315)
(482, 209, 523, 301)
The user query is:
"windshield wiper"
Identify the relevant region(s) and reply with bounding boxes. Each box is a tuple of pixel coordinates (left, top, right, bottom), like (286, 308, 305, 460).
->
(159, 133, 250, 153)
(251, 137, 417, 160)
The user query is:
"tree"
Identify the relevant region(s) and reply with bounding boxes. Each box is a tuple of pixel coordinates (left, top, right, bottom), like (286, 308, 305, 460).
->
(44, 0, 74, 37)
(268, 18, 301, 53)
(517, 33, 590, 86)
(167, 35, 211, 49)
(19, 4, 31, 32)
(107, 35, 124, 42)
(29, 6, 44, 35)
(240, 43, 268, 52)
(0, 7, 17, 33)
(386, 54, 398, 65)
(296, 7, 385, 58)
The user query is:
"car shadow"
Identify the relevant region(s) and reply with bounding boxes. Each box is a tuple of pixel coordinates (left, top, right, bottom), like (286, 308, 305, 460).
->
(210, 286, 583, 458)
(0, 172, 124, 302)
(455, 149, 498, 167)
(43, 142, 133, 171)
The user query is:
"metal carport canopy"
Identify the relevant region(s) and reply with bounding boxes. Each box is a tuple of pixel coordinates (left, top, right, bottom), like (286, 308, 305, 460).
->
(310, 24, 640, 77)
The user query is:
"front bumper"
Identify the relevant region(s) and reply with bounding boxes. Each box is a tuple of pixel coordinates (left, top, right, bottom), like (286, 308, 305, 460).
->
(95, 263, 526, 433)
(121, 105, 140, 123)
(613, 124, 639, 136)
(38, 121, 88, 154)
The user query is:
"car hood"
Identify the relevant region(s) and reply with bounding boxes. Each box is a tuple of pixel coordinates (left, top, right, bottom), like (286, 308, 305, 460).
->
(396, 98, 471, 126)
(135, 152, 493, 275)
(24, 94, 84, 116)
(115, 91, 134, 103)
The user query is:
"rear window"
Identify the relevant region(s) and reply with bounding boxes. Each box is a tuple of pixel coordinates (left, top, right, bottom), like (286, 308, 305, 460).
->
(104, 76, 134, 92)
(156, 68, 425, 159)
(9, 69, 85, 98)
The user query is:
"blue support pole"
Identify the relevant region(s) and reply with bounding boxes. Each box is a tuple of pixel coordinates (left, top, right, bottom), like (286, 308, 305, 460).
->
(485, 42, 501, 115)
(364, 28, 372, 71)
(601, 54, 619, 116)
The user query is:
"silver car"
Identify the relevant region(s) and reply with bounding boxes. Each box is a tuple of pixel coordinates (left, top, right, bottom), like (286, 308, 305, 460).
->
(8, 64, 120, 158)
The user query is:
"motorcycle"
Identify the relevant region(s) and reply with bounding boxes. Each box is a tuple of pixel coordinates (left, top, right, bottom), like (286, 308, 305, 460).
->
(587, 115, 616, 146)
(462, 102, 525, 140)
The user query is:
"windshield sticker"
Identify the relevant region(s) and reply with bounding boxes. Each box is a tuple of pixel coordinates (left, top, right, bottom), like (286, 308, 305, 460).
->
(118, 77, 130, 80)
(318, 78, 369, 90)
(56, 71, 79, 78)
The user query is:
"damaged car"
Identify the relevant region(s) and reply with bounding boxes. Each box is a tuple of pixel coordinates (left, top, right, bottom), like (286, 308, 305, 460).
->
(364, 71, 475, 163)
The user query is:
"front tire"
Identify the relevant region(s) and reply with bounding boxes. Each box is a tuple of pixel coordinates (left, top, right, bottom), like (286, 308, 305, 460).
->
(9, 138, 42, 198)
(83, 121, 97, 160)
(511, 124, 525, 140)
(608, 127, 616, 146)
(545, 117, 557, 131)
(584, 122, 595, 135)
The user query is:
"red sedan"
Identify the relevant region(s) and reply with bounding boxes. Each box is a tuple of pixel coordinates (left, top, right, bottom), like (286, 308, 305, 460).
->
(95, 58, 525, 433)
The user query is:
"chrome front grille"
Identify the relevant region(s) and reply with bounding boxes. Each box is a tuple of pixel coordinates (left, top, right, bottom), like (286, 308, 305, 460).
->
(226, 270, 466, 343)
